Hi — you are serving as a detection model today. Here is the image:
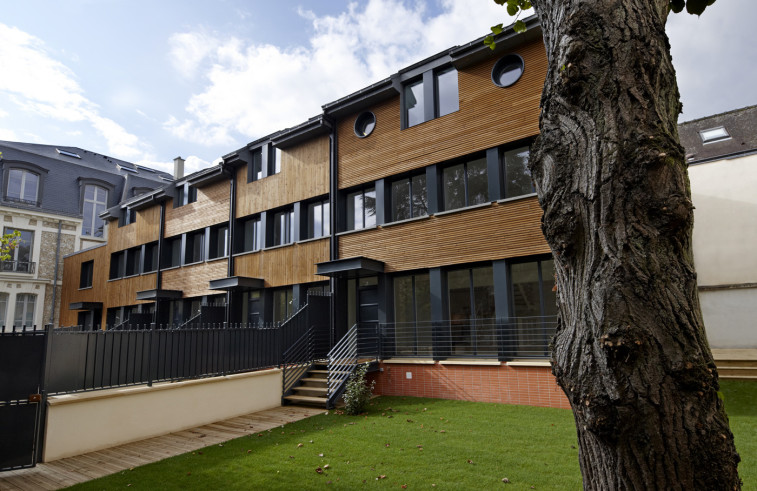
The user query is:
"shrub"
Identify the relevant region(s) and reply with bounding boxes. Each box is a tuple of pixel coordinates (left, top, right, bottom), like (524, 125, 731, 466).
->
(343, 363, 375, 415)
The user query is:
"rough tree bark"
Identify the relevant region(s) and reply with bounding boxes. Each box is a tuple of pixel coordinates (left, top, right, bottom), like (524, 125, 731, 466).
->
(528, 1, 742, 488)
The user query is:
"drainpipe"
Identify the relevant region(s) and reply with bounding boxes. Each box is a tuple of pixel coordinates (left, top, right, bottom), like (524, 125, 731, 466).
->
(49, 220, 63, 326)
(154, 201, 166, 325)
(225, 163, 236, 325)
(327, 116, 338, 348)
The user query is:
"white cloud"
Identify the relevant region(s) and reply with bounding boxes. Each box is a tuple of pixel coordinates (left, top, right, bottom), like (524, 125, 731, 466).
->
(0, 128, 19, 140)
(136, 154, 217, 176)
(0, 23, 148, 160)
(165, 0, 522, 145)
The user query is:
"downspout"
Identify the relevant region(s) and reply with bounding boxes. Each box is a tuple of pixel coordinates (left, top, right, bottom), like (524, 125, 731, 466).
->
(49, 220, 63, 326)
(154, 200, 166, 325)
(225, 163, 236, 325)
(327, 116, 338, 348)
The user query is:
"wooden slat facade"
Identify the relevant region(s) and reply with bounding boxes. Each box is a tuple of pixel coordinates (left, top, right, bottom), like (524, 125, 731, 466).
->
(107, 206, 161, 252)
(234, 238, 329, 287)
(236, 136, 330, 218)
(165, 180, 230, 237)
(338, 197, 550, 272)
(161, 260, 228, 298)
(336, 39, 547, 189)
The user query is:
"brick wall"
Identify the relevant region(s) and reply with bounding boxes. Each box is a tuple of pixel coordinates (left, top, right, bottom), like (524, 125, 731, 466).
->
(369, 362, 570, 409)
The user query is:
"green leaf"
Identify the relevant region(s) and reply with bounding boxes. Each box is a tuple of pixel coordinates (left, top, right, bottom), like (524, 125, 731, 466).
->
(669, 0, 685, 13)
(491, 23, 504, 35)
(507, 3, 518, 16)
(686, 0, 709, 15)
(513, 20, 527, 33)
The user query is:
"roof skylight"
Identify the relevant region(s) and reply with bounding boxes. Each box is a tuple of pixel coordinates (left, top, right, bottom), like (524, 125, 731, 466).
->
(118, 164, 139, 173)
(699, 126, 731, 144)
(57, 148, 81, 159)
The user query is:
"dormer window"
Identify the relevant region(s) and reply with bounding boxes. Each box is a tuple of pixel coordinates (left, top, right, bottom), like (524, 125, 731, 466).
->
(175, 182, 197, 207)
(6, 169, 39, 205)
(699, 126, 731, 144)
(82, 185, 108, 237)
(402, 67, 459, 129)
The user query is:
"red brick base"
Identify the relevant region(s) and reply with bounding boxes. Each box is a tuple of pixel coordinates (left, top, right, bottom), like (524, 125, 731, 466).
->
(369, 362, 570, 409)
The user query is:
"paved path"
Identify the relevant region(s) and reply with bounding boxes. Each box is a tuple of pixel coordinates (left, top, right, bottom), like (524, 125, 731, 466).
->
(0, 405, 325, 490)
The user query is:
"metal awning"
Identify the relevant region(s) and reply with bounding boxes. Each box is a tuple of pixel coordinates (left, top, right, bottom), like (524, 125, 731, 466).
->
(135, 289, 183, 301)
(69, 302, 103, 311)
(316, 256, 385, 278)
(208, 276, 265, 291)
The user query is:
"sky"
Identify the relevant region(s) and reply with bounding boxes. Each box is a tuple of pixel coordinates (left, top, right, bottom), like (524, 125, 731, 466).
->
(1, 0, 755, 176)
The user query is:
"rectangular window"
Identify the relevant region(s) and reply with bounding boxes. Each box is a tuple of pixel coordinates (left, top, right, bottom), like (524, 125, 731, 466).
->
(184, 230, 204, 264)
(0, 293, 7, 327)
(80, 260, 94, 288)
(14, 293, 36, 327)
(83, 185, 108, 237)
(435, 68, 459, 118)
(250, 148, 263, 181)
(109, 251, 126, 279)
(209, 224, 229, 259)
(509, 257, 557, 357)
(162, 236, 182, 268)
(393, 273, 432, 356)
(273, 287, 294, 323)
(273, 148, 282, 174)
(442, 157, 488, 210)
(175, 183, 197, 207)
(125, 247, 141, 276)
(447, 265, 496, 356)
(306, 199, 330, 239)
(6, 169, 39, 204)
(242, 216, 263, 252)
(404, 80, 425, 128)
(242, 290, 262, 325)
(403, 67, 459, 128)
(502, 146, 533, 199)
(390, 173, 427, 222)
(272, 209, 294, 246)
(143, 242, 159, 273)
(1, 228, 33, 273)
(346, 187, 376, 231)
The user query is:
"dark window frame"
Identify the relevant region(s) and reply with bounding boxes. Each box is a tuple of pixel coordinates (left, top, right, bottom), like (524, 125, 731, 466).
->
(79, 260, 94, 289)
(441, 154, 489, 211)
(270, 207, 294, 247)
(305, 197, 330, 240)
(343, 185, 377, 231)
(401, 66, 459, 129)
(389, 172, 428, 222)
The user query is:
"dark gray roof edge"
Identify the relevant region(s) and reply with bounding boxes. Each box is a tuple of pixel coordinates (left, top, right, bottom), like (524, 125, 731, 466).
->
(321, 78, 395, 115)
(0, 200, 82, 219)
(63, 242, 107, 259)
(271, 115, 331, 148)
(679, 104, 757, 126)
(688, 148, 757, 166)
(449, 14, 541, 59)
(186, 164, 229, 187)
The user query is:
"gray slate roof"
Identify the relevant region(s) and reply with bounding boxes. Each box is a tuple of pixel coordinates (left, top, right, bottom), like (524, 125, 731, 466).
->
(679, 105, 757, 165)
(0, 141, 173, 218)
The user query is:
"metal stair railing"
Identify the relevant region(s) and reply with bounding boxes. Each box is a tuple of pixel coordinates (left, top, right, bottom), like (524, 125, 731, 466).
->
(326, 324, 359, 408)
(282, 328, 314, 398)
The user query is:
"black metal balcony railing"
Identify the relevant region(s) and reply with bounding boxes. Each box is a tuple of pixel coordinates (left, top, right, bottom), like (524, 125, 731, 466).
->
(377, 316, 558, 360)
(0, 261, 36, 274)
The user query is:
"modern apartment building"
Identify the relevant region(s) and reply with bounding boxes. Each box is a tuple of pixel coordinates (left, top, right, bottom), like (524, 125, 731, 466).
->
(0, 141, 171, 329)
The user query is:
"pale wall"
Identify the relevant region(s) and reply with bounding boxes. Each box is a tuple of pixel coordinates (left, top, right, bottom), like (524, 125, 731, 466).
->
(700, 288, 757, 349)
(43, 368, 283, 462)
(689, 154, 757, 286)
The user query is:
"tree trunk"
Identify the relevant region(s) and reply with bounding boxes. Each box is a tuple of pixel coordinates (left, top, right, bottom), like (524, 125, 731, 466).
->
(529, 1, 741, 488)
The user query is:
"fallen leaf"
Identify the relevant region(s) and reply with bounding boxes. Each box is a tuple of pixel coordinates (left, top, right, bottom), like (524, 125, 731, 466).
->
(467, 459, 474, 464)
(407, 419, 414, 423)
(247, 450, 252, 454)
(319, 453, 324, 457)
(402, 485, 408, 489)
(378, 475, 387, 480)
(187, 472, 191, 476)
(324, 464, 330, 469)
(385, 443, 390, 447)
(502, 478, 511, 483)
(316, 467, 323, 474)
(440, 430, 446, 433)
(297, 443, 304, 448)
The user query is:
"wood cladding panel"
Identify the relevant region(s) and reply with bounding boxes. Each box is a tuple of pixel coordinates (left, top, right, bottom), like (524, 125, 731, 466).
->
(106, 206, 161, 252)
(165, 180, 230, 237)
(161, 260, 228, 298)
(338, 197, 550, 272)
(337, 39, 547, 189)
(60, 245, 157, 327)
(236, 136, 330, 218)
(234, 238, 329, 287)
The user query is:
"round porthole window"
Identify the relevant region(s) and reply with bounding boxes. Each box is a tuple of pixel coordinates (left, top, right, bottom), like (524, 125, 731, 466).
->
(354, 111, 376, 138)
(491, 54, 524, 88)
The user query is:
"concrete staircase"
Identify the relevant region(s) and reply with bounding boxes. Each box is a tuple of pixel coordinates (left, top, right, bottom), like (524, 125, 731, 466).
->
(713, 349, 757, 381)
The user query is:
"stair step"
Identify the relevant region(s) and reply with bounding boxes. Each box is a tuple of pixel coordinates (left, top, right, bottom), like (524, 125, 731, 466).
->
(300, 378, 328, 384)
(284, 395, 329, 403)
(310, 369, 352, 375)
(720, 374, 757, 380)
(294, 386, 328, 393)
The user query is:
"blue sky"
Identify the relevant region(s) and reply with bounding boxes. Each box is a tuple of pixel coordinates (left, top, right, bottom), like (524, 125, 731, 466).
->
(1, 0, 755, 175)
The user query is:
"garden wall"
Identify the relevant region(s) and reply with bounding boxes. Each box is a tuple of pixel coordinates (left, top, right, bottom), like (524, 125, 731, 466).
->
(43, 368, 282, 462)
(370, 360, 570, 409)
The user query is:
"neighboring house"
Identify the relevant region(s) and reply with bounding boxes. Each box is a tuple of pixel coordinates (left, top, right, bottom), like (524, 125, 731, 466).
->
(681, 105, 757, 351)
(0, 141, 172, 329)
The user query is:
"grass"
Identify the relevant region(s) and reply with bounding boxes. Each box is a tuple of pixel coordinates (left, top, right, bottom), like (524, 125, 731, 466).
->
(68, 380, 756, 490)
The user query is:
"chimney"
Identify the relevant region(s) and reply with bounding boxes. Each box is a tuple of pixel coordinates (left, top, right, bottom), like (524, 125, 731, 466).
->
(173, 156, 185, 180)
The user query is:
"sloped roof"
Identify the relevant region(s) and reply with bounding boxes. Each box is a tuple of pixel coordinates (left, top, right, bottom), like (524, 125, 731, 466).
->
(679, 105, 757, 164)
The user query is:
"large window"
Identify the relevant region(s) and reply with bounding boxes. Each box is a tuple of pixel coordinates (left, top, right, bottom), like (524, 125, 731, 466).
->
(162, 236, 182, 268)
(272, 208, 294, 246)
(241, 216, 263, 252)
(125, 247, 141, 276)
(442, 157, 488, 210)
(393, 273, 432, 356)
(83, 184, 108, 237)
(306, 199, 330, 239)
(209, 224, 229, 259)
(509, 257, 557, 357)
(14, 293, 36, 327)
(390, 173, 427, 222)
(80, 260, 94, 288)
(271, 148, 282, 175)
(184, 230, 204, 264)
(346, 187, 376, 231)
(1, 228, 33, 273)
(143, 242, 159, 273)
(0, 293, 8, 327)
(502, 146, 533, 199)
(6, 169, 39, 204)
(242, 290, 262, 325)
(447, 265, 496, 356)
(109, 251, 126, 279)
(273, 287, 294, 323)
(403, 68, 459, 128)
(175, 183, 197, 207)
(249, 148, 263, 182)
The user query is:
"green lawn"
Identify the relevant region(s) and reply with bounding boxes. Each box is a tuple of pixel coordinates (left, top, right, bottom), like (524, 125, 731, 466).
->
(68, 380, 756, 490)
